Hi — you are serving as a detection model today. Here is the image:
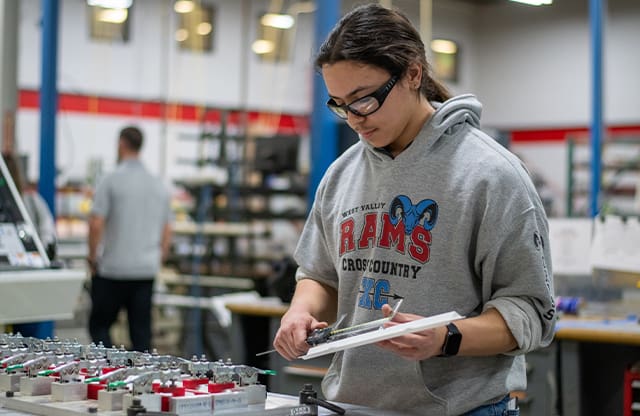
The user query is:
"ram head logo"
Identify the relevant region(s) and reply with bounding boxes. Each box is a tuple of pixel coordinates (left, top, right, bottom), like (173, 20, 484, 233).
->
(389, 195, 439, 235)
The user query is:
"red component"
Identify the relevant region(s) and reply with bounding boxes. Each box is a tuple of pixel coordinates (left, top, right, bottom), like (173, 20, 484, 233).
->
(156, 386, 186, 396)
(87, 383, 106, 400)
(161, 394, 171, 412)
(623, 365, 640, 416)
(208, 382, 235, 393)
(157, 386, 186, 412)
(182, 378, 209, 390)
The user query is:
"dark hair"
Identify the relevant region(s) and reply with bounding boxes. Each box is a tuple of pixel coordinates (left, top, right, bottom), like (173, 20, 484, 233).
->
(119, 126, 144, 152)
(315, 3, 451, 103)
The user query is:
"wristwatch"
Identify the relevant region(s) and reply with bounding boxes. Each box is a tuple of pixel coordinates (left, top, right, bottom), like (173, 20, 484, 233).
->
(440, 322, 462, 357)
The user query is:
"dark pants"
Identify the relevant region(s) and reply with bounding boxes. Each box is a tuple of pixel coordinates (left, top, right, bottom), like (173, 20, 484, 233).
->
(88, 274, 154, 352)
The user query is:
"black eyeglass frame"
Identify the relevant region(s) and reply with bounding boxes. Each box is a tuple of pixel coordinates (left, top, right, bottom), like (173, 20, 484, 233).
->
(326, 75, 399, 119)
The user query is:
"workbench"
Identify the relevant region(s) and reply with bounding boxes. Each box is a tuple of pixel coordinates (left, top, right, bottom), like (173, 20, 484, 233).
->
(0, 391, 411, 416)
(554, 316, 640, 416)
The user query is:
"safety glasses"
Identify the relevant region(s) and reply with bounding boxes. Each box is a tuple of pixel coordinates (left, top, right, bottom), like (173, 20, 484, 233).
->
(326, 75, 399, 119)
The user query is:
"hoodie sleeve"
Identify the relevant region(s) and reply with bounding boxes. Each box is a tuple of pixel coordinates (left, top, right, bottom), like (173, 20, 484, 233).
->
(293, 178, 340, 289)
(481, 207, 556, 354)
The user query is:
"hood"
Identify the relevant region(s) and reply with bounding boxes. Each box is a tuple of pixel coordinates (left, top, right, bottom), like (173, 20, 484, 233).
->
(429, 93, 482, 137)
(360, 94, 483, 162)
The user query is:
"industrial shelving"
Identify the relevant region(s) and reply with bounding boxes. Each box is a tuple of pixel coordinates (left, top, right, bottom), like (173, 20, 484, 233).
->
(566, 135, 640, 217)
(162, 110, 307, 363)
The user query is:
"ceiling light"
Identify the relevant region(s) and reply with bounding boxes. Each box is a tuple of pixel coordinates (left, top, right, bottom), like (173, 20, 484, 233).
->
(97, 8, 128, 23)
(252, 39, 275, 54)
(260, 13, 295, 29)
(196, 22, 212, 36)
(175, 28, 189, 42)
(174, 0, 195, 14)
(87, 0, 132, 8)
(430, 39, 457, 55)
(287, 1, 316, 14)
(509, 0, 552, 5)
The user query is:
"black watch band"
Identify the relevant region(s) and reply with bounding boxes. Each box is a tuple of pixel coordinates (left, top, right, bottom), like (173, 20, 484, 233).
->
(440, 322, 462, 357)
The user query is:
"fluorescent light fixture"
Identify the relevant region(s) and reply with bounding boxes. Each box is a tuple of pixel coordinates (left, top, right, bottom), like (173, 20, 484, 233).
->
(97, 8, 128, 23)
(88, 0, 132, 8)
(260, 13, 295, 29)
(252, 39, 275, 54)
(509, 0, 552, 5)
(196, 22, 212, 36)
(430, 39, 457, 55)
(174, 0, 195, 14)
(175, 28, 189, 42)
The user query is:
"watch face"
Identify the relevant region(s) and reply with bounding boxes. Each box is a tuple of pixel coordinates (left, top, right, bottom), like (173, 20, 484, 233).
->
(443, 323, 462, 356)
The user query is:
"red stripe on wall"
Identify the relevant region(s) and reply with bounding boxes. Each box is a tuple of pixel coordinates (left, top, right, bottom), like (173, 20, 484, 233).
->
(511, 126, 640, 143)
(18, 89, 309, 134)
(511, 128, 589, 142)
(19, 89, 637, 140)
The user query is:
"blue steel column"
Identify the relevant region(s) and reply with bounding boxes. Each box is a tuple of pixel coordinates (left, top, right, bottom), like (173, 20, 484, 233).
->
(34, 0, 59, 339)
(589, 0, 604, 217)
(39, 0, 58, 217)
(309, 0, 340, 207)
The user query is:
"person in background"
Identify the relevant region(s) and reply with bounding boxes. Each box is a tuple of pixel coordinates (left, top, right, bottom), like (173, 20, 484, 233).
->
(2, 151, 57, 338)
(87, 126, 172, 352)
(273, 4, 556, 416)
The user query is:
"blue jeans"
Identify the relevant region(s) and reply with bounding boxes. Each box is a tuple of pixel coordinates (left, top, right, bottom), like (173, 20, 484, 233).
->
(463, 395, 519, 416)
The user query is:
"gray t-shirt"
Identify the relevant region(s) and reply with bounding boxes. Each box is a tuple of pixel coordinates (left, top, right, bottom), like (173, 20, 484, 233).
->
(293, 95, 556, 415)
(91, 159, 170, 279)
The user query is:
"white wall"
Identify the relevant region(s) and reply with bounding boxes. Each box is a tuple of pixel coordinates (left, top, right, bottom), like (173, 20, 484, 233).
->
(14, 0, 640, 191)
(475, 0, 640, 129)
(16, 0, 315, 182)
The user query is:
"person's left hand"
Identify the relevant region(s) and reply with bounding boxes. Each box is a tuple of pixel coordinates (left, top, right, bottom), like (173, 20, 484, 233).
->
(375, 304, 446, 361)
(86, 257, 98, 277)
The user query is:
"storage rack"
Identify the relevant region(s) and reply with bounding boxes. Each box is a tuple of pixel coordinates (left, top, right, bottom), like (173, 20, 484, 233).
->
(163, 110, 307, 362)
(566, 135, 640, 217)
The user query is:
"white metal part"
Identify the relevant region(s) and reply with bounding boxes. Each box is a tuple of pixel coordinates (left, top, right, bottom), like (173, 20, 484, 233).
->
(19, 376, 54, 396)
(170, 394, 213, 415)
(211, 390, 248, 412)
(50, 381, 87, 402)
(97, 388, 127, 411)
(235, 383, 266, 405)
(0, 373, 23, 392)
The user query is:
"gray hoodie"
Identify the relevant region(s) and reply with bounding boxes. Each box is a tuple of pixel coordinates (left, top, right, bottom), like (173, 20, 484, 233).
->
(293, 95, 556, 415)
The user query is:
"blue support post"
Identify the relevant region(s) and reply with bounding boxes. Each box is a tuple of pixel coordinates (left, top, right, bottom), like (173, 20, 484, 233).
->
(39, 0, 59, 217)
(589, 0, 604, 218)
(36, 0, 59, 339)
(309, 0, 340, 207)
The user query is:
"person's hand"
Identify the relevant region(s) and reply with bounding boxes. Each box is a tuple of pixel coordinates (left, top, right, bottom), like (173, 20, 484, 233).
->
(273, 308, 328, 361)
(376, 304, 446, 361)
(86, 257, 98, 276)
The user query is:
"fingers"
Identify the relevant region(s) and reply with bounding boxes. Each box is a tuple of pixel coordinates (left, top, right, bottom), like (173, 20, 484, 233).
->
(274, 318, 329, 361)
(377, 339, 421, 360)
(382, 303, 423, 323)
(376, 329, 441, 361)
(310, 321, 329, 330)
(274, 326, 309, 360)
(381, 304, 394, 317)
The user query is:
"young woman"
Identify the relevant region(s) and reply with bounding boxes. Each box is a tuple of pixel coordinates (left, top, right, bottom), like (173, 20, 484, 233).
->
(273, 4, 555, 415)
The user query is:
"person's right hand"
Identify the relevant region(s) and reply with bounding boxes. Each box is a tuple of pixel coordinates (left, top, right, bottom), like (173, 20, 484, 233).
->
(273, 308, 328, 360)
